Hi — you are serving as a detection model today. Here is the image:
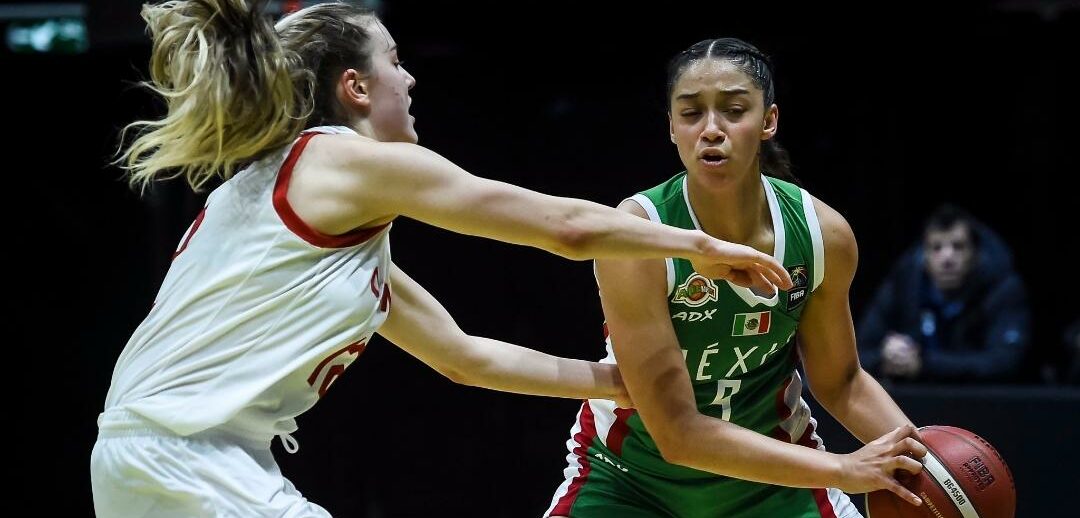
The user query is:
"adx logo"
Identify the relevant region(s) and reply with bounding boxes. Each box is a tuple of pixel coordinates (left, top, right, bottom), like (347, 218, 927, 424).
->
(672, 273, 718, 307)
(672, 309, 717, 322)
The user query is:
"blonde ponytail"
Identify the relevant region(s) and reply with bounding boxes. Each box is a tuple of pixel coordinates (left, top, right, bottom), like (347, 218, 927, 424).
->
(119, 0, 310, 192)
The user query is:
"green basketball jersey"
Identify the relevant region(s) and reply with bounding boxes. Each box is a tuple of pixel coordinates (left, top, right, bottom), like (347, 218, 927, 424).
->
(591, 172, 828, 479)
(547, 173, 856, 518)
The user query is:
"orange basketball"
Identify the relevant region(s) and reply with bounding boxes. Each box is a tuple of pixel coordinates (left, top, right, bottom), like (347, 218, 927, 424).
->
(866, 426, 1015, 518)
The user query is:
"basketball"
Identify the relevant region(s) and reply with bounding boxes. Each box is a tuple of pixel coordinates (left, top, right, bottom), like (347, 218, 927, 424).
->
(866, 426, 1015, 518)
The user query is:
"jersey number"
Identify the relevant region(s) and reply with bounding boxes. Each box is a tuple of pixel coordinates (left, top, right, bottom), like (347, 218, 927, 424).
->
(308, 340, 368, 398)
(709, 379, 742, 421)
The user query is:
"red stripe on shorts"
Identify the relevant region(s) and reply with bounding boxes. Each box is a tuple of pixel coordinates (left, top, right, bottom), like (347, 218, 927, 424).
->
(605, 407, 636, 456)
(550, 402, 598, 516)
(795, 418, 836, 518)
(813, 488, 838, 518)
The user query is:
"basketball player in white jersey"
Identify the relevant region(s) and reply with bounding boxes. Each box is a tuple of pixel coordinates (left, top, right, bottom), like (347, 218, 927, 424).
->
(91, 2, 792, 516)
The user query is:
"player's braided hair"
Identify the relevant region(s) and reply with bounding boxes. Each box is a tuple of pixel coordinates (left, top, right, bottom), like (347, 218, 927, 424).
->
(666, 38, 795, 183)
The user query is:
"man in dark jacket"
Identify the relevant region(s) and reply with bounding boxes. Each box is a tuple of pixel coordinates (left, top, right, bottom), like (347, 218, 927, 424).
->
(857, 205, 1030, 382)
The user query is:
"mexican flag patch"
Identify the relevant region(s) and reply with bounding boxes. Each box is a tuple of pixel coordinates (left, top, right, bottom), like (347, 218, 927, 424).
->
(732, 311, 771, 336)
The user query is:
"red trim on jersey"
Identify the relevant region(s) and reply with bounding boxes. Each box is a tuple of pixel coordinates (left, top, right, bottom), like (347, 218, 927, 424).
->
(172, 207, 207, 259)
(773, 374, 834, 518)
(793, 419, 836, 518)
(795, 418, 821, 449)
(776, 375, 794, 421)
(771, 376, 795, 442)
(597, 322, 633, 454)
(605, 407, 636, 456)
(379, 284, 392, 312)
(813, 488, 838, 518)
(273, 131, 389, 248)
(551, 402, 597, 516)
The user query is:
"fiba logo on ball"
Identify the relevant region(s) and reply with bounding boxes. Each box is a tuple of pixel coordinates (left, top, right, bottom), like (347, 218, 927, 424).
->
(672, 273, 718, 307)
(961, 456, 995, 491)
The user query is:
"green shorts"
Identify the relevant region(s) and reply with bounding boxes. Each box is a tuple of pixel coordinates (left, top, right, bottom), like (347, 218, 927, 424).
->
(544, 406, 861, 518)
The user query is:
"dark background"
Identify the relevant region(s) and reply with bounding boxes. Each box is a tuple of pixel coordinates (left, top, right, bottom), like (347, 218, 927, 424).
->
(7, 0, 1078, 515)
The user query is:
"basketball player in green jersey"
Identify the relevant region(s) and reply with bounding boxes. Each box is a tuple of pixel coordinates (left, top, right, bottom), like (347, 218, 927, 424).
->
(545, 38, 928, 518)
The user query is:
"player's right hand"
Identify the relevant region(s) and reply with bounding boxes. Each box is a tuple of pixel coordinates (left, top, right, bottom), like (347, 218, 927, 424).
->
(838, 424, 927, 507)
(691, 233, 793, 295)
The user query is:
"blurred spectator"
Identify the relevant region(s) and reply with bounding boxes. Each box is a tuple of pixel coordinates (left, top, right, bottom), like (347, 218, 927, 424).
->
(857, 205, 1030, 382)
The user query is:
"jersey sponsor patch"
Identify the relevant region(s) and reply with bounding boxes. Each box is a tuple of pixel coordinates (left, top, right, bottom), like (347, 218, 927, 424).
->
(671, 309, 717, 322)
(672, 273, 718, 307)
(785, 264, 808, 310)
(732, 311, 771, 336)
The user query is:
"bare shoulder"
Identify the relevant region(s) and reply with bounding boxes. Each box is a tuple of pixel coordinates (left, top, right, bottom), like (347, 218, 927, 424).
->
(303, 133, 433, 175)
(287, 133, 430, 232)
(810, 195, 858, 279)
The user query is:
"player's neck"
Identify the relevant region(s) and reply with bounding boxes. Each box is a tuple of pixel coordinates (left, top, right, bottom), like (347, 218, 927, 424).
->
(686, 170, 771, 248)
(346, 116, 378, 140)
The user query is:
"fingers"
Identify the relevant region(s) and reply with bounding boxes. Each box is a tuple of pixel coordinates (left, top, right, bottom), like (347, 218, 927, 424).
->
(726, 270, 752, 289)
(751, 261, 789, 291)
(702, 240, 792, 290)
(870, 426, 903, 445)
(717, 266, 778, 296)
(886, 480, 923, 507)
(883, 424, 919, 443)
(870, 425, 920, 451)
(890, 454, 925, 476)
(695, 263, 733, 281)
(749, 268, 776, 297)
(726, 268, 779, 297)
(722, 258, 788, 293)
(748, 252, 792, 290)
(891, 437, 928, 459)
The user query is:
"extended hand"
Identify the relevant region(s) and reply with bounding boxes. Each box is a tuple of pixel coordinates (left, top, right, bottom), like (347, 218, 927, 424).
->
(691, 234, 793, 296)
(838, 424, 927, 506)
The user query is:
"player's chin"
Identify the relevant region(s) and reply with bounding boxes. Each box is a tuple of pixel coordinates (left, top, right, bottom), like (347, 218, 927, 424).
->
(690, 165, 739, 188)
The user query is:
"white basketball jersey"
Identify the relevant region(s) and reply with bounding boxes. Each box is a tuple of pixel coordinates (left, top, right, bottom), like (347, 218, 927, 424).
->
(102, 126, 392, 445)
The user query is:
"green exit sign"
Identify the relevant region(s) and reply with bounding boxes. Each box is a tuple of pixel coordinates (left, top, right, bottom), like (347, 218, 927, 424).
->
(6, 17, 88, 54)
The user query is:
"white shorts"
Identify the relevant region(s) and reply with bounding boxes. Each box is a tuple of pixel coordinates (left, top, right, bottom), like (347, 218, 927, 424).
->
(91, 410, 330, 518)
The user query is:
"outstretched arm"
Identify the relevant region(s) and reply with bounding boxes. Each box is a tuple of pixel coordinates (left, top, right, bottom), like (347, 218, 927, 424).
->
(289, 135, 791, 292)
(375, 263, 628, 404)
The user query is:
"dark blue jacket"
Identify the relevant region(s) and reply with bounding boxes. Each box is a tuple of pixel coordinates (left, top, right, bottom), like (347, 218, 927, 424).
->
(856, 222, 1030, 382)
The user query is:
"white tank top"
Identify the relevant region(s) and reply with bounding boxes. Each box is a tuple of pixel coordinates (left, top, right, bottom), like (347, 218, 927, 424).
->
(102, 126, 392, 446)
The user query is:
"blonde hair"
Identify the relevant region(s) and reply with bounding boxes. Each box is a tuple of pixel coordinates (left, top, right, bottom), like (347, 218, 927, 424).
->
(119, 0, 377, 192)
